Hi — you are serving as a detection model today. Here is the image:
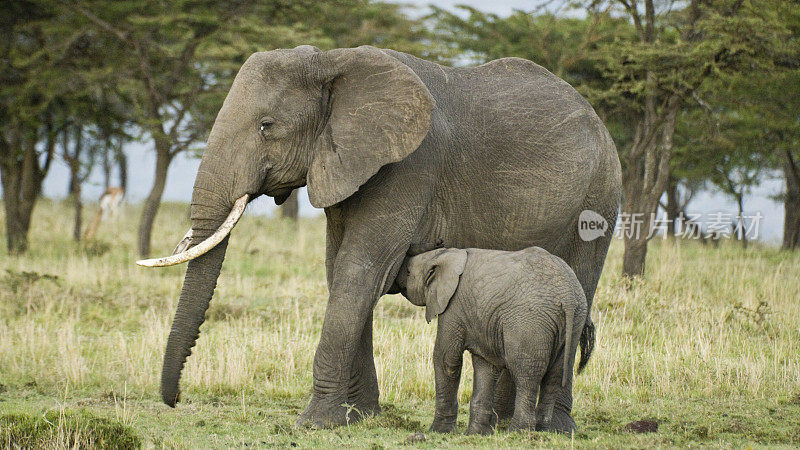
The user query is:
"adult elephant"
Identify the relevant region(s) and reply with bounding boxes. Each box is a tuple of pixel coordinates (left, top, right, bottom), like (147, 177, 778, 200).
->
(138, 45, 621, 430)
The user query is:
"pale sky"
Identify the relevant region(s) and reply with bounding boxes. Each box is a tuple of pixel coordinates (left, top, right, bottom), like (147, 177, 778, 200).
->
(35, 1, 787, 244)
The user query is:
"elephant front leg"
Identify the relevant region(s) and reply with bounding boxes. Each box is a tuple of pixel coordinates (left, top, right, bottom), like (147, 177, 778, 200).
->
(298, 258, 385, 428)
(346, 312, 380, 415)
(430, 333, 464, 433)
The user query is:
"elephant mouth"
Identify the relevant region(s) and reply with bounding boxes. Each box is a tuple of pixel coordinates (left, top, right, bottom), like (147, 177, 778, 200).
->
(271, 189, 292, 205)
(264, 180, 306, 205)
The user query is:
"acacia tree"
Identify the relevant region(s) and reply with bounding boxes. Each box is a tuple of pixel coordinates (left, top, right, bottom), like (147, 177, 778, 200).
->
(93, 88, 133, 192)
(61, 123, 100, 240)
(73, 1, 236, 257)
(583, 0, 786, 276)
(728, 20, 800, 250)
(429, 5, 632, 78)
(723, 69, 800, 250)
(0, 1, 77, 253)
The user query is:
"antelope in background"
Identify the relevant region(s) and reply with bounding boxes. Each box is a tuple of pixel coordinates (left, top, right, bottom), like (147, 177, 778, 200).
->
(84, 187, 124, 239)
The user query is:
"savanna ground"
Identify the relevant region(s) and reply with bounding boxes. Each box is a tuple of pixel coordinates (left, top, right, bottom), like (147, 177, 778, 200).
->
(1, 200, 799, 448)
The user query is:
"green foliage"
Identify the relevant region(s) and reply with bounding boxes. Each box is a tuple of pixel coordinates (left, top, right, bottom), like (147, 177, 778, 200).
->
(66, 0, 441, 152)
(671, 0, 800, 202)
(308, 1, 442, 59)
(586, 0, 789, 108)
(430, 6, 634, 77)
(0, 409, 140, 449)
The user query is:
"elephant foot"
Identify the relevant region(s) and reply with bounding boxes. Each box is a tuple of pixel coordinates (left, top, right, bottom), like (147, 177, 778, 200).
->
(508, 415, 537, 433)
(297, 393, 381, 428)
(297, 398, 352, 429)
(534, 405, 576, 434)
(347, 381, 381, 418)
(429, 419, 457, 434)
(465, 423, 494, 436)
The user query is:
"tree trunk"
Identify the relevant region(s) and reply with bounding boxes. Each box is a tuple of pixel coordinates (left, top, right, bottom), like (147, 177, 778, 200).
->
(72, 178, 83, 242)
(623, 230, 649, 277)
(138, 144, 172, 257)
(0, 137, 47, 254)
(280, 190, 299, 220)
(621, 94, 681, 278)
(67, 126, 85, 241)
(102, 138, 112, 190)
(735, 192, 747, 249)
(665, 176, 679, 238)
(783, 149, 800, 250)
(115, 144, 128, 192)
(0, 159, 27, 253)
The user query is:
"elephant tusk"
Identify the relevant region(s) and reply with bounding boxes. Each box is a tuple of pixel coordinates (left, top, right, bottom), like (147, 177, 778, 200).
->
(172, 229, 194, 255)
(136, 194, 249, 267)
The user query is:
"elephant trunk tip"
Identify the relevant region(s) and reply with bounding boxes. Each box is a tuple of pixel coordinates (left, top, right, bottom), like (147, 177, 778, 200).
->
(161, 377, 181, 407)
(161, 339, 193, 408)
(163, 390, 180, 408)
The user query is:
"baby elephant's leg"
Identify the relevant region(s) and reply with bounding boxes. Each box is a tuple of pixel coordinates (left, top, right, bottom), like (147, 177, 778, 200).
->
(430, 337, 464, 433)
(466, 354, 500, 435)
(490, 369, 515, 427)
(535, 350, 576, 433)
(507, 357, 547, 432)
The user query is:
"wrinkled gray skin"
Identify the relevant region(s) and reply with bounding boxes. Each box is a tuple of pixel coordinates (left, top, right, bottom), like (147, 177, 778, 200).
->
(399, 247, 588, 435)
(160, 44, 621, 428)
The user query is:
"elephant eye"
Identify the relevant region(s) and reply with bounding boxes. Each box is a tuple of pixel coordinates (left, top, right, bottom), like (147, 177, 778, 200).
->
(259, 120, 274, 133)
(424, 267, 436, 286)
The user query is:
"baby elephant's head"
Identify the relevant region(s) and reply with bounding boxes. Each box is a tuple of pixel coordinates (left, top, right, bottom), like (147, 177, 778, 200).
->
(403, 248, 468, 323)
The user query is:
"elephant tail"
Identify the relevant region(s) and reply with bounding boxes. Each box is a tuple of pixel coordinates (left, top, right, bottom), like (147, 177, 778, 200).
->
(561, 301, 576, 388)
(577, 319, 594, 374)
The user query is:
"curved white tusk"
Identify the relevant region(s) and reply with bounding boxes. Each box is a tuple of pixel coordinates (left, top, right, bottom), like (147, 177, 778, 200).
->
(172, 229, 193, 255)
(136, 194, 249, 267)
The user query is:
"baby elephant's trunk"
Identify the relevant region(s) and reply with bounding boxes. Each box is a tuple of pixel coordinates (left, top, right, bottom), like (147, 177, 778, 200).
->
(562, 302, 576, 388)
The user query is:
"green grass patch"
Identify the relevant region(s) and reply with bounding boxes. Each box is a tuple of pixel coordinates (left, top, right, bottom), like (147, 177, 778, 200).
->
(0, 409, 140, 449)
(1, 200, 798, 447)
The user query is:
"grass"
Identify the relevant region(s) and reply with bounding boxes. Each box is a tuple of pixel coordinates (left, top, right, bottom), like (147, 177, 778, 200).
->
(1, 198, 799, 448)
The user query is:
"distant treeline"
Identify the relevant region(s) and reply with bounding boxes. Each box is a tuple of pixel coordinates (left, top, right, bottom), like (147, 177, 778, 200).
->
(1, 0, 798, 277)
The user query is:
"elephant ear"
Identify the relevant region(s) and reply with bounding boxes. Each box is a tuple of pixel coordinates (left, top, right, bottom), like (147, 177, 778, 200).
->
(307, 46, 434, 208)
(425, 249, 468, 323)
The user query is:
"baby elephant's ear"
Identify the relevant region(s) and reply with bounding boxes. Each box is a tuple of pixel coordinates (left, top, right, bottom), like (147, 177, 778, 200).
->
(426, 249, 468, 323)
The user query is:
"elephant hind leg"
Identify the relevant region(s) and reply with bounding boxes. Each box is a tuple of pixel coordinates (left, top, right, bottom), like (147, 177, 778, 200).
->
(561, 202, 617, 372)
(534, 350, 576, 434)
(506, 359, 547, 433)
(466, 354, 501, 435)
(490, 368, 515, 427)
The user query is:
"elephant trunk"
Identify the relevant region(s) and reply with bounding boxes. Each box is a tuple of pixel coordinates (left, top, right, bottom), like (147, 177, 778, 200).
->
(160, 165, 239, 406)
(161, 238, 229, 406)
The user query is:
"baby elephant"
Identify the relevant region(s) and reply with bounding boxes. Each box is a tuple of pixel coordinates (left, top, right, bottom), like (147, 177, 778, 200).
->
(400, 246, 588, 435)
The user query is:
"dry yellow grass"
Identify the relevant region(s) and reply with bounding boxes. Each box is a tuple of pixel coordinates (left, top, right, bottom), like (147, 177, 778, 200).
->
(1, 199, 799, 447)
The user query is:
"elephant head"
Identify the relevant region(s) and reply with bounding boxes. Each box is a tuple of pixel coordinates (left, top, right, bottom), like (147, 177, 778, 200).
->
(137, 45, 434, 407)
(404, 248, 468, 323)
